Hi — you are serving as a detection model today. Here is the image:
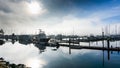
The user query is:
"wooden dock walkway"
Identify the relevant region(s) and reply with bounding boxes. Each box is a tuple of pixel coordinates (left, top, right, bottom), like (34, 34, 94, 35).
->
(59, 44, 120, 51)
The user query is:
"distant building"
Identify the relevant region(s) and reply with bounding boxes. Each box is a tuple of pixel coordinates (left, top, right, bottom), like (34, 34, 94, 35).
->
(0, 29, 4, 35)
(56, 34, 63, 40)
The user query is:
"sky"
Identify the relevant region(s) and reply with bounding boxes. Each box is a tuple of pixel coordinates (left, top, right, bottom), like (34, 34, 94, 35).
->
(0, 0, 120, 35)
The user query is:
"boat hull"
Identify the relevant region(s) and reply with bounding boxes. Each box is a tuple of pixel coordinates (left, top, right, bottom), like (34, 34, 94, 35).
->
(33, 38, 50, 45)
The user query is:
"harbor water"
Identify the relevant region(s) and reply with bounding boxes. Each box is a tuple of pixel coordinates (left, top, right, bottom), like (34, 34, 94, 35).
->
(0, 41, 120, 68)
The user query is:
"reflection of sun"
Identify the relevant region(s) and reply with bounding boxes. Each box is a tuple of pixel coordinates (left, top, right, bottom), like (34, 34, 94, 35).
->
(26, 1, 42, 15)
(26, 58, 46, 68)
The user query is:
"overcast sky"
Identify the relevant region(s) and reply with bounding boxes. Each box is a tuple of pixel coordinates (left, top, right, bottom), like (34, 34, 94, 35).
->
(0, 0, 120, 35)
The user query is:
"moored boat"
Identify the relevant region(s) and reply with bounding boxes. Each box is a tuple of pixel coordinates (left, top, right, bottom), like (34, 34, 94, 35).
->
(32, 29, 50, 44)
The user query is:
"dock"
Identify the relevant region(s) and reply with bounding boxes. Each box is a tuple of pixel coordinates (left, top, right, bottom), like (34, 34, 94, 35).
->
(59, 44, 120, 51)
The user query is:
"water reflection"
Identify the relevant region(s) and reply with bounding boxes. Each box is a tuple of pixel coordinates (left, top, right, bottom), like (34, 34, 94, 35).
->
(26, 58, 46, 68)
(1, 38, 120, 68)
(0, 39, 5, 45)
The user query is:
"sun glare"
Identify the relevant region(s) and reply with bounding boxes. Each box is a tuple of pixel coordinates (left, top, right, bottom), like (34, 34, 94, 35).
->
(26, 58, 46, 68)
(27, 1, 42, 15)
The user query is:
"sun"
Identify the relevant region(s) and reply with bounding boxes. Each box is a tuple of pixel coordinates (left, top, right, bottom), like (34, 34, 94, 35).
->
(26, 1, 42, 15)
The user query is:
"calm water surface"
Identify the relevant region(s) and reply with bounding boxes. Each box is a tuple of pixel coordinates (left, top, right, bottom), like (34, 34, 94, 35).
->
(0, 41, 120, 68)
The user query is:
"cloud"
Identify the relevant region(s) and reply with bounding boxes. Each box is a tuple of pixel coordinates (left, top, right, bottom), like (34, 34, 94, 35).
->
(0, 0, 48, 34)
(40, 0, 112, 17)
(0, 0, 120, 35)
(45, 15, 101, 35)
(43, 49, 102, 68)
(43, 3, 120, 35)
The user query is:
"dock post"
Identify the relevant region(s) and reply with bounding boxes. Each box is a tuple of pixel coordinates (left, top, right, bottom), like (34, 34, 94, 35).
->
(102, 32, 104, 48)
(68, 38, 71, 54)
(107, 39, 110, 49)
(79, 42, 80, 46)
(78, 37, 80, 46)
(89, 41, 90, 47)
(111, 45, 113, 54)
(73, 37, 74, 46)
(107, 38, 110, 60)
(96, 42, 98, 45)
(102, 31, 105, 66)
(69, 46, 71, 54)
(107, 50, 110, 60)
(69, 38, 71, 54)
(69, 38, 71, 46)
